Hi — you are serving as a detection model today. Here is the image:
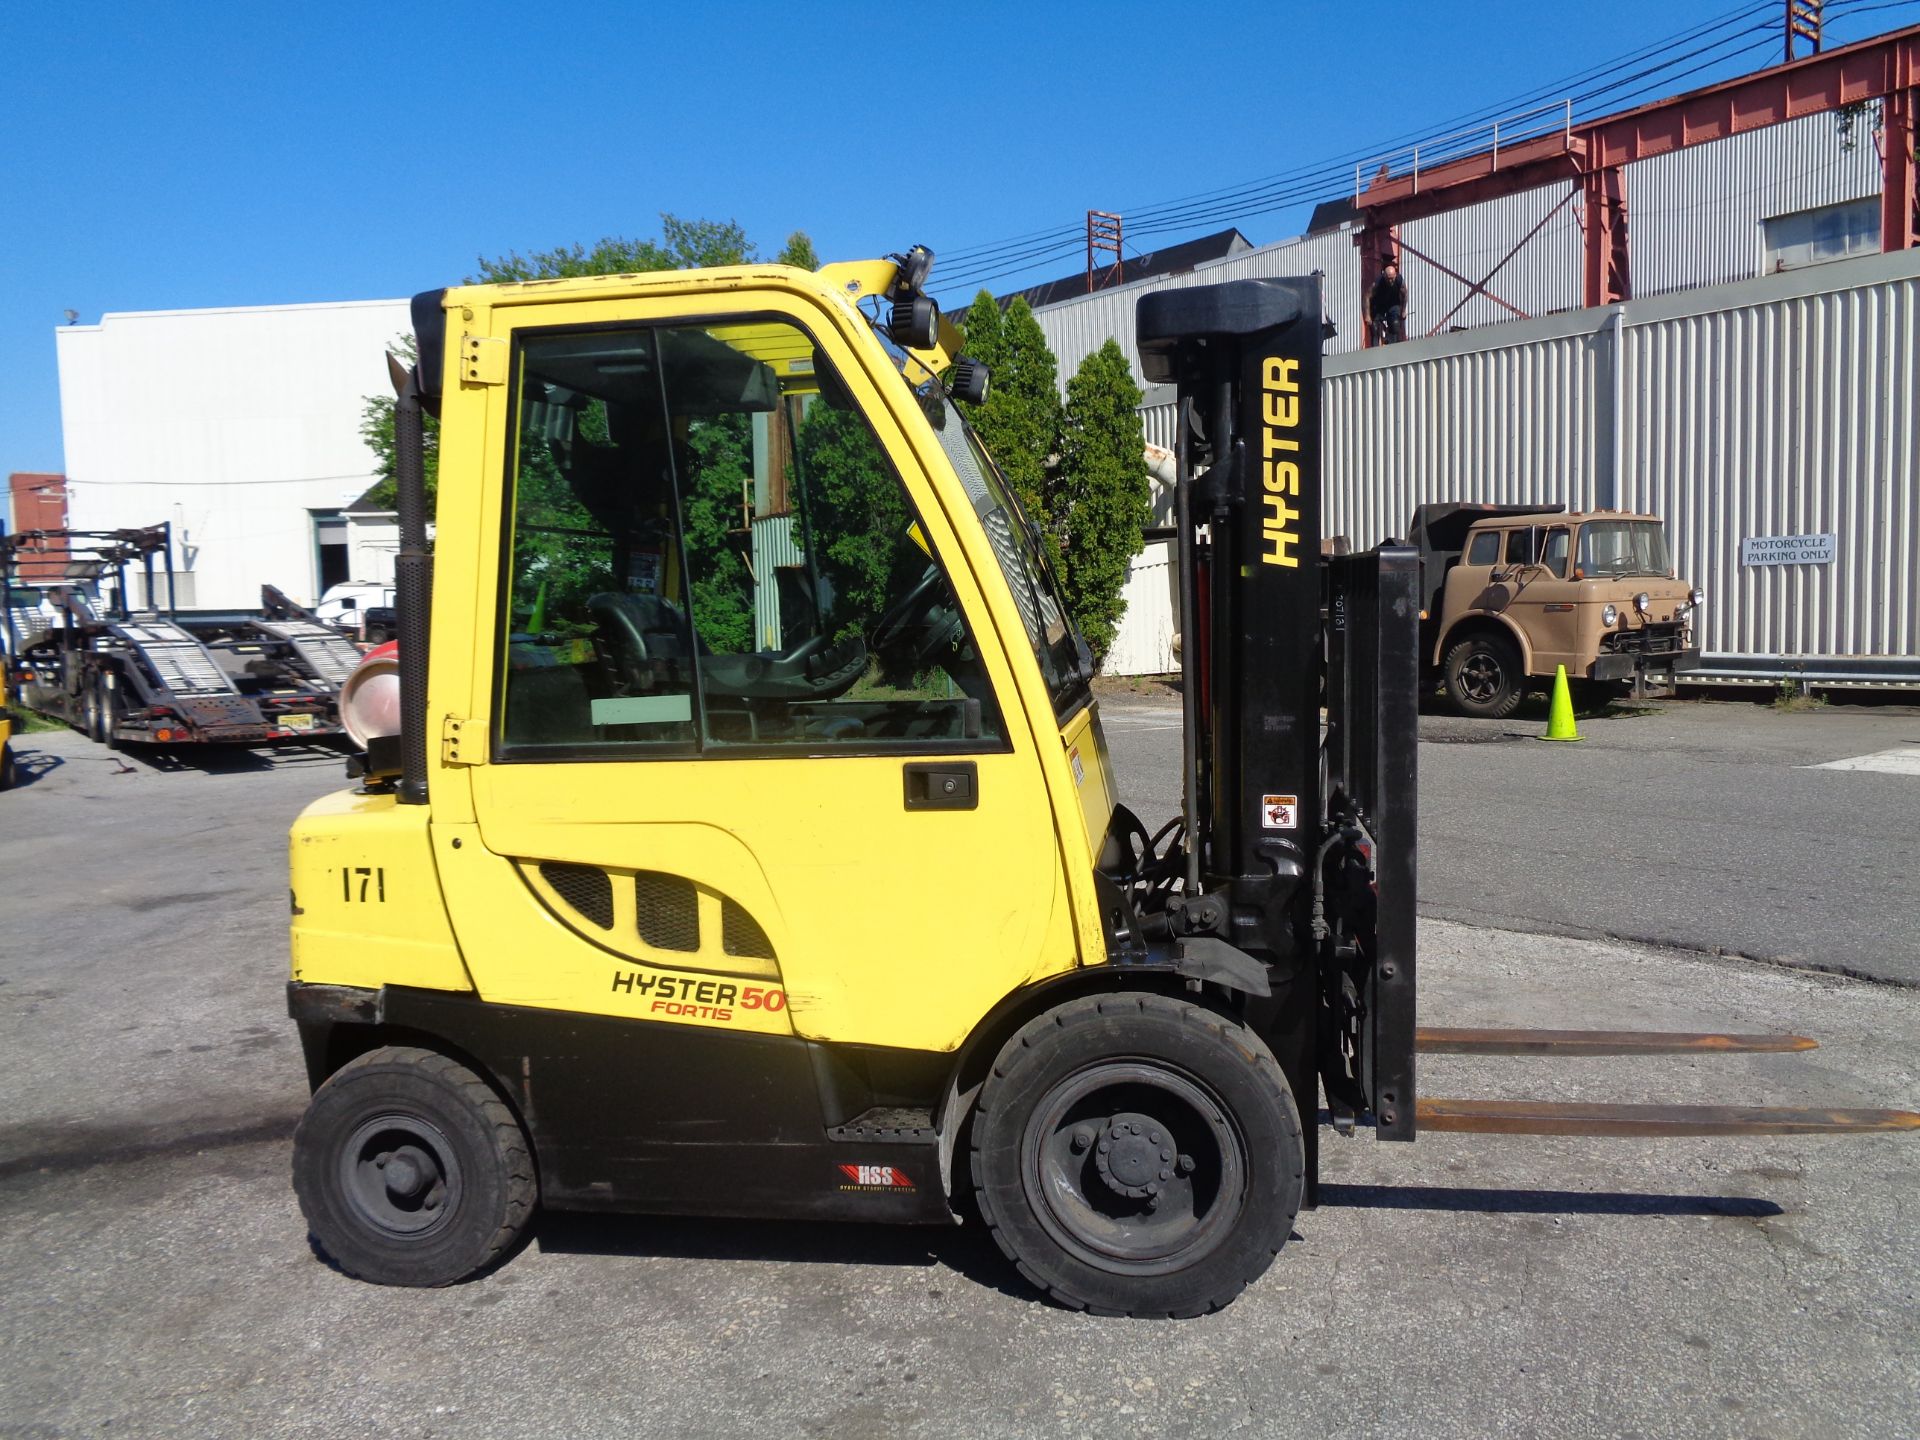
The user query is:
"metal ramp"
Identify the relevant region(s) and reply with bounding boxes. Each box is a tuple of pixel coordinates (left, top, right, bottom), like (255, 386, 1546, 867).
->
(112, 616, 238, 697)
(252, 617, 361, 689)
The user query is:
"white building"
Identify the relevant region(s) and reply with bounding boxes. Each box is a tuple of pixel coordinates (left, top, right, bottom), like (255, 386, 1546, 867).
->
(55, 298, 411, 610)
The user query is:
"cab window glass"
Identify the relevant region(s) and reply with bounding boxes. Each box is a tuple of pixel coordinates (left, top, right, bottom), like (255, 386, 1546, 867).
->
(1541, 527, 1570, 578)
(498, 320, 1004, 756)
(1504, 529, 1536, 564)
(1466, 531, 1500, 566)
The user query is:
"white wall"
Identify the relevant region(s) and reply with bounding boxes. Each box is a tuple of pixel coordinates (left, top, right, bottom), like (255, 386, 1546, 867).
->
(56, 298, 411, 609)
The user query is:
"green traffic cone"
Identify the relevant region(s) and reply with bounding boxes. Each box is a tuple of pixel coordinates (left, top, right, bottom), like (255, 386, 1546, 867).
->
(1541, 663, 1582, 741)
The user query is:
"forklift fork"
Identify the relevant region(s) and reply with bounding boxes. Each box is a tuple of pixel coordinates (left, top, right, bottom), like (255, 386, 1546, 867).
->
(1413, 1026, 1920, 1136)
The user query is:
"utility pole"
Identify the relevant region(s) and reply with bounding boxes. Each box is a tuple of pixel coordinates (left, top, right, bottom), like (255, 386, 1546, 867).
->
(1086, 211, 1123, 293)
(1786, 0, 1822, 62)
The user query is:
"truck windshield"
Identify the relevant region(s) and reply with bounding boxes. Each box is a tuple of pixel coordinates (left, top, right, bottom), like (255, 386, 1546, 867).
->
(1577, 521, 1671, 578)
(920, 394, 1093, 720)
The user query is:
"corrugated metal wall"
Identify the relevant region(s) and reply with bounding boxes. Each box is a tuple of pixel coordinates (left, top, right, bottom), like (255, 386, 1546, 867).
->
(1029, 226, 1366, 387)
(1401, 181, 1584, 333)
(1617, 256, 1918, 662)
(1110, 248, 1917, 677)
(1033, 113, 1884, 390)
(1627, 110, 1884, 297)
(1322, 318, 1606, 548)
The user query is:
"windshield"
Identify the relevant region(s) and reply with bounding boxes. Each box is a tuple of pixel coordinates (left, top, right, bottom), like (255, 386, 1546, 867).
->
(1577, 520, 1672, 578)
(919, 391, 1093, 719)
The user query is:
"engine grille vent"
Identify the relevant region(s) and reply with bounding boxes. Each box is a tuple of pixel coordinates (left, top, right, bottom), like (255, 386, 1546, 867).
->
(540, 862, 614, 931)
(722, 898, 775, 959)
(634, 871, 700, 952)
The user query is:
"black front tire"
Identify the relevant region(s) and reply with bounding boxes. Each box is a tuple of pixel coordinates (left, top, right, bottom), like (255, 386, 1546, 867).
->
(971, 993, 1305, 1317)
(1444, 633, 1525, 719)
(292, 1046, 536, 1287)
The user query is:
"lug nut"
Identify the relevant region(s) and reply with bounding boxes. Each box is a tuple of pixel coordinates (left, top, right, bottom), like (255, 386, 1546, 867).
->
(1177, 1154, 1195, 1174)
(1149, 1130, 1163, 1145)
(1071, 1128, 1093, 1153)
(1160, 1148, 1173, 1161)
(1159, 1168, 1173, 1181)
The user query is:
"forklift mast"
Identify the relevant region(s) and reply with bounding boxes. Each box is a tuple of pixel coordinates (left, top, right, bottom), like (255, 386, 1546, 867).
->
(1137, 278, 1420, 1140)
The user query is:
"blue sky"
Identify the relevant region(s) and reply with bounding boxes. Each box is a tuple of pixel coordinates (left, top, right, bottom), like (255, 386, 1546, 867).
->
(3, 0, 1912, 477)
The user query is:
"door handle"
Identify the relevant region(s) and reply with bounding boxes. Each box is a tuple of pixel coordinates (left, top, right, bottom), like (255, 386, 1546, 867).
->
(903, 761, 977, 811)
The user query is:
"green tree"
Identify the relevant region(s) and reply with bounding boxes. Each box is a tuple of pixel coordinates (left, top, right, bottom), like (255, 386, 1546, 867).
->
(356, 334, 437, 512)
(796, 402, 910, 641)
(775, 231, 820, 271)
(954, 293, 1062, 562)
(473, 214, 755, 282)
(359, 215, 817, 509)
(677, 414, 758, 653)
(1056, 339, 1150, 664)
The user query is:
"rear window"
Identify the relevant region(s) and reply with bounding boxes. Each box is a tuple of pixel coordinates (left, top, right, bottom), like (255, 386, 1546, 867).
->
(1466, 531, 1500, 565)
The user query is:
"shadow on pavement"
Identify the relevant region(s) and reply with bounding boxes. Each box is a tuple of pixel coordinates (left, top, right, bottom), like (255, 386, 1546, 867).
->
(534, 1209, 1031, 1297)
(1319, 1182, 1782, 1218)
(4, 744, 65, 789)
(124, 740, 350, 776)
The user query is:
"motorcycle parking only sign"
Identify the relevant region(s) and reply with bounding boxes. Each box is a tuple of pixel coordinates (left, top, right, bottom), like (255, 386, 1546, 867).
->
(1741, 533, 1836, 566)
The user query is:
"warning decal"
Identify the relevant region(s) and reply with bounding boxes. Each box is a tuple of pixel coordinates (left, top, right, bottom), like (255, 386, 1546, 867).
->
(1260, 794, 1299, 830)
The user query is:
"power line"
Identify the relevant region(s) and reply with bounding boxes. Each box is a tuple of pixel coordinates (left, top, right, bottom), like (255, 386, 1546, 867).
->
(934, 4, 1917, 296)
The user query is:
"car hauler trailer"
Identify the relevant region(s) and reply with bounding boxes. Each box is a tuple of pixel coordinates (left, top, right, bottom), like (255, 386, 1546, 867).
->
(283, 252, 1917, 1315)
(1, 526, 354, 748)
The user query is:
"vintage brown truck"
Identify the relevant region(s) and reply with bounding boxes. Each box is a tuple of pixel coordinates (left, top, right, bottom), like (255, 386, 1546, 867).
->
(1408, 503, 1702, 718)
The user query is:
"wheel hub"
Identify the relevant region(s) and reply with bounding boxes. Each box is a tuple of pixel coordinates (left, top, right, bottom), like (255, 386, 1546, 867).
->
(341, 1115, 461, 1238)
(380, 1145, 433, 1199)
(1093, 1112, 1175, 1200)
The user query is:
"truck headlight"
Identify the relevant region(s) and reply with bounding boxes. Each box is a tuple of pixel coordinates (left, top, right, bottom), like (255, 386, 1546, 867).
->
(1634, 592, 1652, 615)
(1601, 604, 1618, 627)
(1689, 587, 1704, 607)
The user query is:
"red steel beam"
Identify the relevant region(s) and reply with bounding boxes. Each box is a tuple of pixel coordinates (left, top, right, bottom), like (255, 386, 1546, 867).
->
(1886, 82, 1918, 252)
(1358, 25, 1920, 230)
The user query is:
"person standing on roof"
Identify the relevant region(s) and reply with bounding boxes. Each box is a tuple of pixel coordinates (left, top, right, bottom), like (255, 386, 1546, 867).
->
(1368, 257, 1408, 344)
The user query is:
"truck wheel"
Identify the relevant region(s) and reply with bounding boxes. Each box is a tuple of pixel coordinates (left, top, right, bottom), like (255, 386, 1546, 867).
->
(971, 993, 1305, 1317)
(100, 681, 126, 750)
(0, 743, 14, 790)
(1444, 633, 1524, 719)
(82, 682, 106, 743)
(292, 1046, 536, 1287)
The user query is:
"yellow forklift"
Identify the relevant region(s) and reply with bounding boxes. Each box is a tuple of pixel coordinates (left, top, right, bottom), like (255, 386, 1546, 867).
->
(286, 249, 1917, 1315)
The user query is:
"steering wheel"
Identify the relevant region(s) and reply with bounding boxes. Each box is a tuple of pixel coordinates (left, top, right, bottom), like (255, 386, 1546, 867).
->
(587, 592, 652, 693)
(868, 563, 966, 671)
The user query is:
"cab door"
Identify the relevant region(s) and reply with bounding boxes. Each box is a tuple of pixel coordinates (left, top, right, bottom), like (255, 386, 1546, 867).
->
(443, 293, 1069, 1061)
(1501, 523, 1579, 675)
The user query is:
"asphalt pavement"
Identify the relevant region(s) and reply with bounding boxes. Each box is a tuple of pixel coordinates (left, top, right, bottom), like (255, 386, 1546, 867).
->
(1100, 693, 1920, 986)
(2, 719, 1918, 1439)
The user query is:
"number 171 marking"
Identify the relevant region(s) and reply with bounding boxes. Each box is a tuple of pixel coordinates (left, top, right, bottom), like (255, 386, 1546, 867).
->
(341, 867, 386, 903)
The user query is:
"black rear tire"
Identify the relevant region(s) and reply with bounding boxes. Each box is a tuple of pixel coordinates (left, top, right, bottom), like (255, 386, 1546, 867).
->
(1443, 632, 1525, 719)
(82, 682, 105, 743)
(292, 1045, 536, 1287)
(971, 993, 1304, 1317)
(100, 680, 125, 750)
